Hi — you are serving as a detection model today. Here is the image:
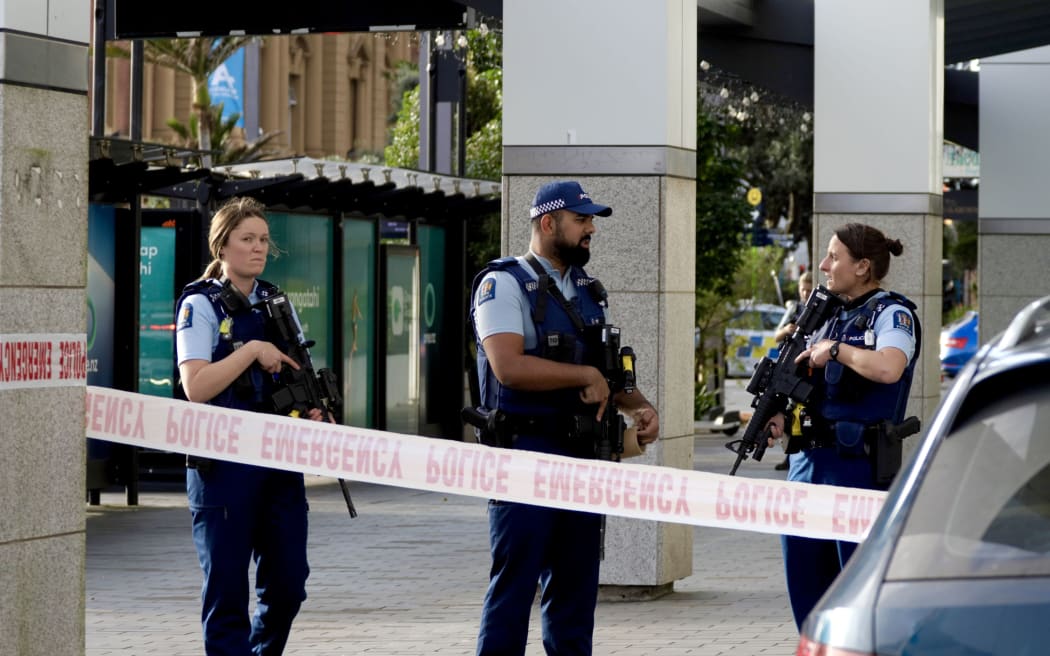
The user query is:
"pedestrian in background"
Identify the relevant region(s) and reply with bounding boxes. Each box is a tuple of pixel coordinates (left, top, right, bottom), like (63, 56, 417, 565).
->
(773, 270, 814, 471)
(175, 196, 324, 655)
(469, 181, 659, 655)
(765, 223, 920, 629)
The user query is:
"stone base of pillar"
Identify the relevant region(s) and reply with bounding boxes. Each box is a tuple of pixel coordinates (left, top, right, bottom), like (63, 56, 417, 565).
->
(598, 582, 674, 602)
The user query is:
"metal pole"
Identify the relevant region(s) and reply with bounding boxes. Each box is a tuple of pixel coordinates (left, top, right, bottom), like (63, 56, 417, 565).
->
(91, 0, 107, 137)
(130, 40, 144, 141)
(457, 52, 467, 177)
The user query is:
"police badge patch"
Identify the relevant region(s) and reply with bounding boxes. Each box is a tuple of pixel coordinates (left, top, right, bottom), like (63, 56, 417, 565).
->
(177, 304, 194, 331)
(477, 278, 496, 306)
(892, 310, 913, 336)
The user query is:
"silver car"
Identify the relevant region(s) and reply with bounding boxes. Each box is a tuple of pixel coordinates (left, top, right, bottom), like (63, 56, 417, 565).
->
(800, 296, 1050, 656)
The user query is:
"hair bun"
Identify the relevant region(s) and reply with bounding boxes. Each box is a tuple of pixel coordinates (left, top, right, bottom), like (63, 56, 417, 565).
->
(886, 238, 904, 256)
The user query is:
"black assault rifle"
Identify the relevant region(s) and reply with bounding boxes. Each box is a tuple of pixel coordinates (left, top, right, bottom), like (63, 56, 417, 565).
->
(258, 292, 357, 518)
(583, 324, 636, 463)
(726, 286, 844, 475)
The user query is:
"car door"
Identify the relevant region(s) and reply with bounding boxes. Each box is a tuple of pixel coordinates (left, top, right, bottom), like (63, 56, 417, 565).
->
(874, 367, 1050, 655)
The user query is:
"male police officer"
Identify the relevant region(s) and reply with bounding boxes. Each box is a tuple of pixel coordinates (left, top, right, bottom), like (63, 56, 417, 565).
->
(470, 181, 659, 655)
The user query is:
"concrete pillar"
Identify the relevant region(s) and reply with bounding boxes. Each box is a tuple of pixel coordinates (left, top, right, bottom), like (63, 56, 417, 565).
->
(0, 1, 89, 654)
(813, 0, 944, 428)
(977, 46, 1050, 337)
(503, 0, 697, 594)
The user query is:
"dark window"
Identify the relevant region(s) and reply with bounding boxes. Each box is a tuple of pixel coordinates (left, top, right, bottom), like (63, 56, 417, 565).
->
(888, 368, 1050, 580)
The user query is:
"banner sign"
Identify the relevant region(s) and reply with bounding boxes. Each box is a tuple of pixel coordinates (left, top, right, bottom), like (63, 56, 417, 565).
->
(1, 334, 87, 390)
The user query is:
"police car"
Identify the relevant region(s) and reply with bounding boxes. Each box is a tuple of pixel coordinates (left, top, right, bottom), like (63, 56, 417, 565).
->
(724, 301, 789, 378)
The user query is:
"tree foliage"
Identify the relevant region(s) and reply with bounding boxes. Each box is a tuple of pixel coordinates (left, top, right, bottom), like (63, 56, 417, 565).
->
(108, 37, 274, 167)
(166, 103, 282, 165)
(384, 28, 504, 275)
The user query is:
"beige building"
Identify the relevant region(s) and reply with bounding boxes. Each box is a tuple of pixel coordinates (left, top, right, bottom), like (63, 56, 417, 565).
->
(100, 33, 419, 159)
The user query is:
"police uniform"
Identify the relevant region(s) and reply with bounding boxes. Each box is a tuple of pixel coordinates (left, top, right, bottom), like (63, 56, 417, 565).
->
(472, 252, 607, 656)
(782, 288, 920, 629)
(175, 278, 309, 656)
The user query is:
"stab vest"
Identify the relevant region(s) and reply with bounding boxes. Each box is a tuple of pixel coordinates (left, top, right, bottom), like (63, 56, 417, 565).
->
(174, 278, 283, 412)
(471, 257, 606, 418)
(816, 290, 922, 425)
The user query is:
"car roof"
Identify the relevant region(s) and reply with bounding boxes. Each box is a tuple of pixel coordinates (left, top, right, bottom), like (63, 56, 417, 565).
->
(969, 296, 1050, 381)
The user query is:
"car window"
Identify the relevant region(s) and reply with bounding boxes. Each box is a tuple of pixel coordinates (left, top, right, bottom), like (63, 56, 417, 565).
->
(887, 369, 1050, 580)
(727, 308, 785, 332)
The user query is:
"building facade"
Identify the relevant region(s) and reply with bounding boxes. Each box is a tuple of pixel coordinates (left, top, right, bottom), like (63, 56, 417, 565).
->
(100, 33, 419, 159)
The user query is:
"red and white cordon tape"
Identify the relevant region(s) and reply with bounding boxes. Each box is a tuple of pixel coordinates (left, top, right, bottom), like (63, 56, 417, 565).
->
(1, 333, 87, 390)
(84, 385, 887, 542)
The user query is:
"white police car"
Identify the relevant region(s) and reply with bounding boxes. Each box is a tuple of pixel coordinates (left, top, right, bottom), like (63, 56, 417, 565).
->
(724, 301, 789, 378)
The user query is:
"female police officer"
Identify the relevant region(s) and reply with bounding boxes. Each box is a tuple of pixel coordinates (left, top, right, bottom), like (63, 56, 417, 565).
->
(175, 196, 323, 655)
(766, 222, 920, 629)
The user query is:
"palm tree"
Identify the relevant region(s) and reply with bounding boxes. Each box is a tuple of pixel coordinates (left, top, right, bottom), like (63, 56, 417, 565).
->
(167, 102, 282, 165)
(108, 37, 252, 168)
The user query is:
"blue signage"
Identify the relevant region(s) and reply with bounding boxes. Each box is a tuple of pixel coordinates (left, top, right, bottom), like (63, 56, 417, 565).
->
(208, 47, 245, 128)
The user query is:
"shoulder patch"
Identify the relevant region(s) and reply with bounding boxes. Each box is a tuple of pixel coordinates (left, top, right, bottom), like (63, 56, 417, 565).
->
(477, 278, 497, 306)
(892, 310, 914, 336)
(177, 303, 194, 331)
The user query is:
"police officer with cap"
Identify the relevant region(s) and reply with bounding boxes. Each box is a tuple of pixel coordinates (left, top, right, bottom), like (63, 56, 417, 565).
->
(470, 180, 659, 655)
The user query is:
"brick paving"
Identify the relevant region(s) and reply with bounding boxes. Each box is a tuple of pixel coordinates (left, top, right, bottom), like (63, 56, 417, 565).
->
(86, 429, 798, 656)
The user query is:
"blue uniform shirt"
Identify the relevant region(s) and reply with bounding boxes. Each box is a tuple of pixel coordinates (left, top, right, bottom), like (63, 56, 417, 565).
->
(176, 279, 305, 365)
(473, 251, 581, 350)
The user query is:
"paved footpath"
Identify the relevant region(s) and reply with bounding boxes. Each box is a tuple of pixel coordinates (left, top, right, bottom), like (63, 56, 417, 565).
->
(86, 428, 798, 656)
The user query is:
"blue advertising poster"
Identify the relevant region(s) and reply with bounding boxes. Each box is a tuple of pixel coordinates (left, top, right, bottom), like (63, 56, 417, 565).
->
(208, 47, 245, 128)
(139, 226, 176, 397)
(87, 204, 116, 461)
(87, 204, 115, 388)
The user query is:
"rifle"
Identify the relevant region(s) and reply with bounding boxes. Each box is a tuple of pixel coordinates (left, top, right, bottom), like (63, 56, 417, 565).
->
(584, 324, 635, 463)
(258, 292, 357, 518)
(725, 286, 844, 475)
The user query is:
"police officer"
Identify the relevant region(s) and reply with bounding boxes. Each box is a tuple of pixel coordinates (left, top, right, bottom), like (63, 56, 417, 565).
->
(766, 222, 920, 629)
(470, 181, 659, 655)
(773, 271, 814, 471)
(175, 197, 322, 655)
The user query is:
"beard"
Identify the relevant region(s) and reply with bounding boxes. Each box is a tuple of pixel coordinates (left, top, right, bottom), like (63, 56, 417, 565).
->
(553, 239, 590, 267)
(552, 225, 591, 267)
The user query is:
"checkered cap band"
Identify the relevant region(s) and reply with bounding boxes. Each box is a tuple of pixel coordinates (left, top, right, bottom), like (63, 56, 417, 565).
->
(530, 198, 566, 218)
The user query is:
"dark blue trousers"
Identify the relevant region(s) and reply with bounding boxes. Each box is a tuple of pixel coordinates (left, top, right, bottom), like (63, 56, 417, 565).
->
(782, 447, 872, 629)
(187, 460, 309, 656)
(476, 499, 602, 656)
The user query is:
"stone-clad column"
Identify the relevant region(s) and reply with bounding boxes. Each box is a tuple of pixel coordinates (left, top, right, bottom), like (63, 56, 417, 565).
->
(813, 0, 944, 429)
(503, 0, 697, 594)
(0, 2, 89, 654)
(977, 46, 1050, 337)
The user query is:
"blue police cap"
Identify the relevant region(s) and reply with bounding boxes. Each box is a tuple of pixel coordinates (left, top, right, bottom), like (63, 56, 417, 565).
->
(530, 181, 612, 219)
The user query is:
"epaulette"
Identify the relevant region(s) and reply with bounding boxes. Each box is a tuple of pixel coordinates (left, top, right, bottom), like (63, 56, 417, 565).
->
(484, 256, 519, 271)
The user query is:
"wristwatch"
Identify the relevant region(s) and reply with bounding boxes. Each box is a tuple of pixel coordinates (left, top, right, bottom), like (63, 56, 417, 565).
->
(829, 342, 841, 362)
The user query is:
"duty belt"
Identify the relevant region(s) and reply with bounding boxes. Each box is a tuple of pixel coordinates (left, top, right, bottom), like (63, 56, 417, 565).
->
(798, 422, 878, 451)
(503, 412, 583, 440)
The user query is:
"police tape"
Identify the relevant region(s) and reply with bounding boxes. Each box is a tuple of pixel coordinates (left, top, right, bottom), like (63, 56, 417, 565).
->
(84, 385, 887, 543)
(1, 333, 87, 390)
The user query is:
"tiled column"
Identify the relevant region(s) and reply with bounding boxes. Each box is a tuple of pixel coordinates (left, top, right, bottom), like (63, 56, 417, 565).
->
(977, 47, 1050, 337)
(0, 2, 89, 654)
(813, 0, 944, 431)
(503, 0, 697, 593)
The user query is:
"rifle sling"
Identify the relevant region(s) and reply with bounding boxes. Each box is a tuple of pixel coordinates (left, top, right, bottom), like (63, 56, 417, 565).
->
(524, 253, 586, 333)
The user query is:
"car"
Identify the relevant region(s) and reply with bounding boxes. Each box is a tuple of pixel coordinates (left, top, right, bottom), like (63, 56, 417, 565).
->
(939, 309, 979, 377)
(798, 295, 1050, 656)
(724, 301, 788, 378)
